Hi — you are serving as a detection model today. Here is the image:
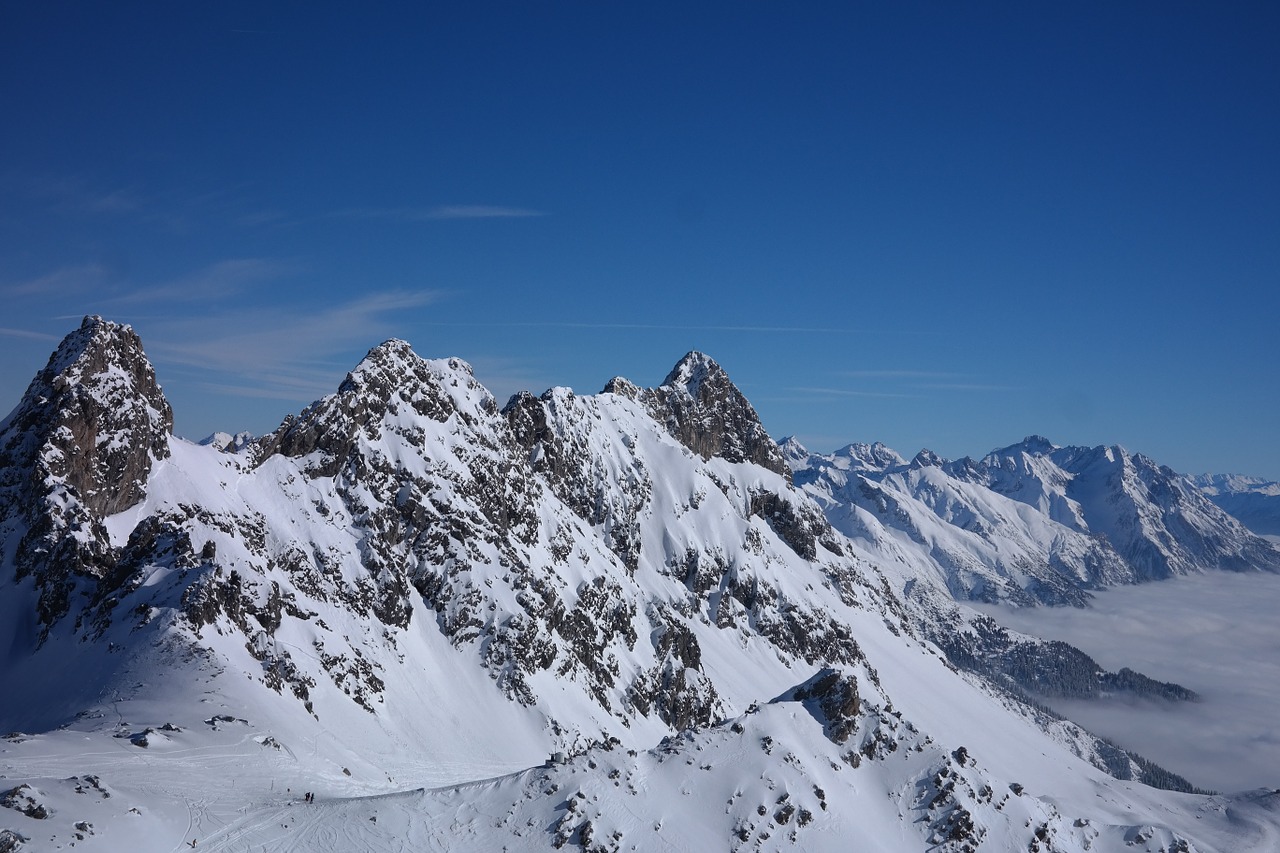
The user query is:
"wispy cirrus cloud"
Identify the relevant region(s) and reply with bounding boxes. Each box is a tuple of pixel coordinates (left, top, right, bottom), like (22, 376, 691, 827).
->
(4, 257, 437, 404)
(3, 258, 295, 305)
(0, 327, 61, 342)
(2, 263, 110, 297)
(333, 205, 547, 221)
(73, 188, 140, 214)
(418, 321, 857, 334)
(840, 369, 963, 379)
(915, 382, 1020, 392)
(234, 209, 289, 228)
(147, 289, 444, 401)
(789, 386, 916, 399)
(833, 369, 1017, 393)
(9, 173, 142, 216)
(102, 258, 299, 305)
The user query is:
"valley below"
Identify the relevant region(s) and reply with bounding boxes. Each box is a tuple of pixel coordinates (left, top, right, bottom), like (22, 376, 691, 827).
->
(977, 571, 1280, 794)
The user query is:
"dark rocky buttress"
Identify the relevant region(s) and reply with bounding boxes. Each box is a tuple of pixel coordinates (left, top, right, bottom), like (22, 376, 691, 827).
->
(0, 316, 173, 630)
(604, 352, 790, 481)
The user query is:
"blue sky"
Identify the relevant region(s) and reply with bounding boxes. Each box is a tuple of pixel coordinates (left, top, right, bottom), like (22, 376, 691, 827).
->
(2, 3, 1278, 478)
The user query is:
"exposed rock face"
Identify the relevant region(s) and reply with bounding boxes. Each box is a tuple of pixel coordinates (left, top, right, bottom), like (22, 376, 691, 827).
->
(503, 387, 649, 574)
(259, 340, 493, 475)
(748, 489, 844, 561)
(257, 341, 538, 635)
(0, 316, 172, 631)
(605, 352, 789, 481)
(0, 316, 172, 514)
(788, 667, 862, 744)
(1, 783, 50, 819)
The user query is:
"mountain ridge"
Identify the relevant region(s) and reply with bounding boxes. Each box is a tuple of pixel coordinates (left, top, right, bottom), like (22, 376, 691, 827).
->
(788, 432, 1280, 608)
(1, 318, 1276, 852)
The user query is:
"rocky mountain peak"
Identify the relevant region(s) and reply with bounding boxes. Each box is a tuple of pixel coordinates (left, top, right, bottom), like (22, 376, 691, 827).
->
(600, 375, 640, 399)
(339, 338, 420, 392)
(260, 342, 496, 474)
(625, 352, 789, 479)
(0, 316, 174, 631)
(660, 350, 723, 397)
(0, 315, 173, 516)
(910, 448, 946, 469)
(1018, 435, 1057, 455)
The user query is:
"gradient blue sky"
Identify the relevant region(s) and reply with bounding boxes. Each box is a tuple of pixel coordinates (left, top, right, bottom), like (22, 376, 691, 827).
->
(2, 3, 1278, 478)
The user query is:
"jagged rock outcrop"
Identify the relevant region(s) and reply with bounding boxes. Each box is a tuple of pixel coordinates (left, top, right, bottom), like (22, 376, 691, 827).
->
(503, 387, 649, 574)
(604, 352, 789, 480)
(786, 667, 862, 744)
(259, 341, 495, 475)
(257, 343, 544, 634)
(0, 316, 172, 632)
(748, 489, 844, 561)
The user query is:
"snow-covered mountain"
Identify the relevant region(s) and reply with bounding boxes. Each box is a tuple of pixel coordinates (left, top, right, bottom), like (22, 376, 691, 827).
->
(788, 435, 1280, 607)
(2, 317, 1277, 853)
(1189, 473, 1280, 537)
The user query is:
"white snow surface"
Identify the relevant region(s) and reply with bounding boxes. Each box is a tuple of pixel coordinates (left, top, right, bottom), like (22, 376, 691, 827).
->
(791, 437, 1280, 607)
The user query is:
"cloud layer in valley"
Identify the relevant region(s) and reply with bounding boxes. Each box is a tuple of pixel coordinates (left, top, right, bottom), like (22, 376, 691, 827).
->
(978, 571, 1280, 793)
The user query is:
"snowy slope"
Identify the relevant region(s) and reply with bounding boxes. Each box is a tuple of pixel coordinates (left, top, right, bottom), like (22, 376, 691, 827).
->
(790, 436, 1280, 607)
(2, 318, 1277, 852)
(1190, 473, 1280, 536)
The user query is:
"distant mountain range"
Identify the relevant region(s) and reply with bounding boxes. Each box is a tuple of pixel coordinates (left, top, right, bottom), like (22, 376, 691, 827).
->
(1188, 473, 1280, 537)
(1, 316, 1277, 852)
(784, 435, 1280, 607)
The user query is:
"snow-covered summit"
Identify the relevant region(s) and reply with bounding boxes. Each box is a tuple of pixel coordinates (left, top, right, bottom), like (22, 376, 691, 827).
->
(259, 340, 496, 478)
(659, 349, 721, 396)
(910, 448, 947, 469)
(1191, 472, 1280, 497)
(840, 441, 908, 474)
(1005, 435, 1058, 455)
(776, 435, 812, 471)
(1189, 472, 1280, 536)
(792, 434, 1280, 608)
(199, 431, 256, 454)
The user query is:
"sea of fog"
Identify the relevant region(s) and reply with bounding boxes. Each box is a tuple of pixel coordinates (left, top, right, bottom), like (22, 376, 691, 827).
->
(976, 571, 1280, 794)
